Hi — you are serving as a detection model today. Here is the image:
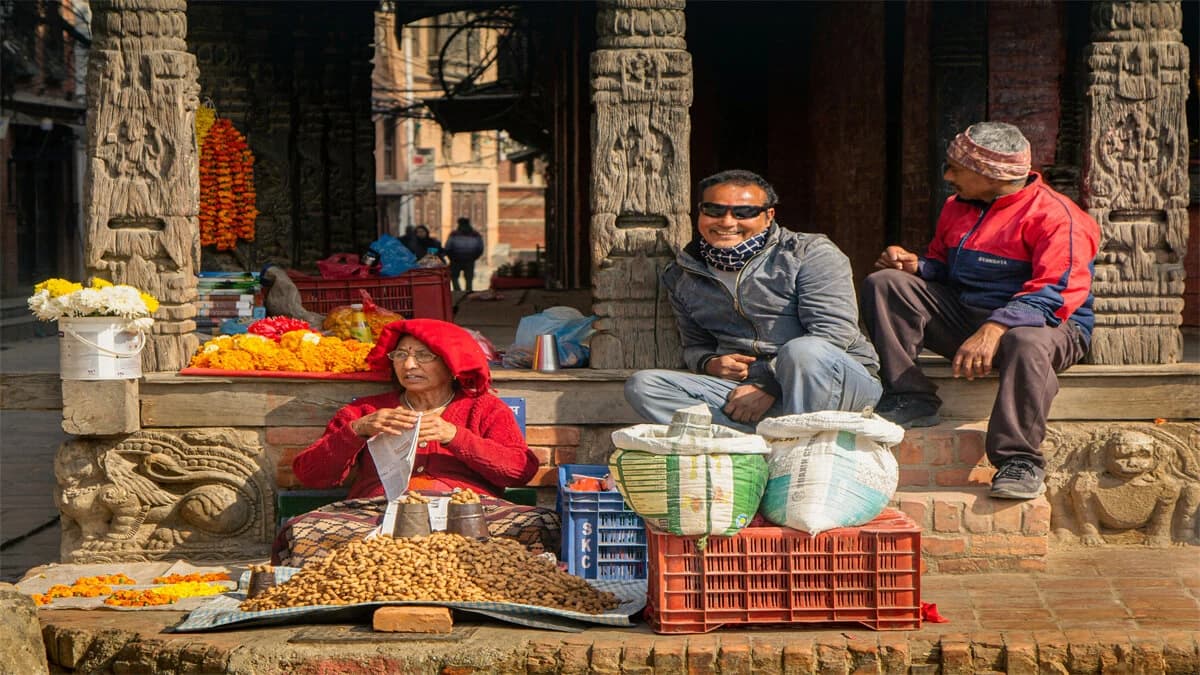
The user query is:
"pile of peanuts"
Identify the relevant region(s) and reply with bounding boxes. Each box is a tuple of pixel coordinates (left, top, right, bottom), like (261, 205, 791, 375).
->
(449, 488, 480, 504)
(398, 492, 430, 504)
(240, 533, 619, 614)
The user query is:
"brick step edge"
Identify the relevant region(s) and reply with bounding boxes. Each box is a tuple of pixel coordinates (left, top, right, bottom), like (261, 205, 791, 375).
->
(894, 421, 997, 489)
(39, 620, 1200, 674)
(892, 487, 1050, 573)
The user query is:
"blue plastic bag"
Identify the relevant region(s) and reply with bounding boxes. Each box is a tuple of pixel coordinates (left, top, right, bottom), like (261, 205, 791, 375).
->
(370, 234, 418, 277)
(504, 307, 597, 368)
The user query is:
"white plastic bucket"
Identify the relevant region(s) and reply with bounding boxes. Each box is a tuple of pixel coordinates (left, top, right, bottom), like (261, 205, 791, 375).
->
(58, 317, 146, 380)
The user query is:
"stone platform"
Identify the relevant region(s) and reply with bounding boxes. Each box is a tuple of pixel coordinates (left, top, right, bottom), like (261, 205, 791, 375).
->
(33, 547, 1200, 674)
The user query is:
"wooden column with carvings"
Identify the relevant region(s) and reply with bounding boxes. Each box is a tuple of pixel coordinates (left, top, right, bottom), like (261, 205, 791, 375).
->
(589, 0, 692, 369)
(85, 0, 200, 373)
(1082, 1, 1190, 365)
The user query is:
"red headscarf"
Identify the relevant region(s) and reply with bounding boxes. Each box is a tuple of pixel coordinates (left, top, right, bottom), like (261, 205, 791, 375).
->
(366, 319, 492, 396)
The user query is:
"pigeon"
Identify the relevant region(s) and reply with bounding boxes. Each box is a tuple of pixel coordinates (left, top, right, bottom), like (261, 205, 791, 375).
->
(261, 265, 325, 328)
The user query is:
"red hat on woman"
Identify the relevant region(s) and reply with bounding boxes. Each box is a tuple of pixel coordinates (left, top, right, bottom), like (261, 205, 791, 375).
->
(366, 319, 492, 396)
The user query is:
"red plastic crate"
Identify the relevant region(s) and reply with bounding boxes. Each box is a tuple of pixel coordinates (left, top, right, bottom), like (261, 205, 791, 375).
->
(292, 268, 452, 321)
(645, 509, 921, 633)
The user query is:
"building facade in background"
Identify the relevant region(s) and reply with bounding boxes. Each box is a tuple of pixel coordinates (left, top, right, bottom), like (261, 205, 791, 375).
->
(0, 0, 91, 338)
(373, 6, 547, 290)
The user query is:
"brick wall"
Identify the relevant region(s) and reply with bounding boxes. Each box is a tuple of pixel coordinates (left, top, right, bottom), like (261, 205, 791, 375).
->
(898, 491, 1051, 573)
(894, 424, 995, 488)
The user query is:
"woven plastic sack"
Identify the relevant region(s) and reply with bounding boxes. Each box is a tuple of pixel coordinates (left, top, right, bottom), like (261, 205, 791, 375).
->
(608, 404, 769, 539)
(755, 411, 904, 535)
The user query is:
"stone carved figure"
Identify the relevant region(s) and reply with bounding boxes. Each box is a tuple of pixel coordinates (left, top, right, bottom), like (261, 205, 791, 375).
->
(1047, 424, 1200, 547)
(55, 429, 271, 563)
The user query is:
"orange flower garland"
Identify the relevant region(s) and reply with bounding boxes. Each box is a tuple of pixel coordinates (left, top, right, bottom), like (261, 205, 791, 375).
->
(189, 330, 373, 373)
(199, 117, 258, 251)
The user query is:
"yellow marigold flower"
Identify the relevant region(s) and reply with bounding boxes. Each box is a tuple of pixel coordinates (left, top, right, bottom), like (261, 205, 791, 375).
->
(278, 329, 318, 352)
(89, 277, 113, 289)
(34, 278, 83, 297)
(139, 292, 160, 313)
(211, 350, 255, 371)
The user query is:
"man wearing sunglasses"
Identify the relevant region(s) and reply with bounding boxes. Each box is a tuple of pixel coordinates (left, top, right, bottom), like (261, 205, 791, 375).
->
(861, 122, 1100, 501)
(624, 169, 882, 433)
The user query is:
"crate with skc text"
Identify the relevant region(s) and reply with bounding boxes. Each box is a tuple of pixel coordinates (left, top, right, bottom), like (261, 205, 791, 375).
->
(557, 464, 648, 580)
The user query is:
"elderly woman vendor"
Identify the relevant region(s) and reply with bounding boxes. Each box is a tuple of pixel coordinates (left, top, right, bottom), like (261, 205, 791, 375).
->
(272, 319, 556, 567)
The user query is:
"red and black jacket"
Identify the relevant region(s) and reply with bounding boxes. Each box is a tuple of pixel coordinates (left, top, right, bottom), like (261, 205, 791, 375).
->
(918, 173, 1100, 342)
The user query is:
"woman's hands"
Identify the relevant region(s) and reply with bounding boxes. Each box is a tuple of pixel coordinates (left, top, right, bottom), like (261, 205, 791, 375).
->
(350, 407, 458, 444)
(416, 414, 458, 445)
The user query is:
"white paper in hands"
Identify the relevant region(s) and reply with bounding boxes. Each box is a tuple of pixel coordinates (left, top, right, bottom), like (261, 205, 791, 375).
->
(367, 413, 421, 502)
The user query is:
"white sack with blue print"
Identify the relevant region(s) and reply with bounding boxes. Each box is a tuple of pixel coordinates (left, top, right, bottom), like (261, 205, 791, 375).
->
(756, 411, 904, 535)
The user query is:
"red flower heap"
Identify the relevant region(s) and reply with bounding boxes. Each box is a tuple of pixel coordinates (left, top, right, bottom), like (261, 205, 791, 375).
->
(248, 316, 313, 341)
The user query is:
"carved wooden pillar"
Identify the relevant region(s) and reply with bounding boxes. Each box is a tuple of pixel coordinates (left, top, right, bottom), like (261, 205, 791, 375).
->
(85, 0, 200, 372)
(1082, 1, 1189, 364)
(589, 0, 692, 369)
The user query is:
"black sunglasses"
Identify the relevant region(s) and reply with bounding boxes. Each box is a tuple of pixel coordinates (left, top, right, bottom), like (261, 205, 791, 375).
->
(698, 202, 771, 219)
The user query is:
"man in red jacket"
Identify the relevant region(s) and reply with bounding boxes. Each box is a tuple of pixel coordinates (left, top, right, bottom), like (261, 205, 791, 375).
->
(861, 122, 1100, 500)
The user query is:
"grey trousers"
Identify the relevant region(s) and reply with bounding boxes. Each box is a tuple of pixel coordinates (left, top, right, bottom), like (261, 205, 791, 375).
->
(860, 269, 1089, 469)
(624, 336, 882, 433)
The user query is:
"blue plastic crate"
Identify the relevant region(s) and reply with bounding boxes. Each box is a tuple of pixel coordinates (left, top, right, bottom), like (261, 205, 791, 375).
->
(557, 464, 647, 580)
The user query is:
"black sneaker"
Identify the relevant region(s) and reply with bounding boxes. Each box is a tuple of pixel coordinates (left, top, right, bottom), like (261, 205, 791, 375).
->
(876, 396, 941, 428)
(989, 458, 1046, 500)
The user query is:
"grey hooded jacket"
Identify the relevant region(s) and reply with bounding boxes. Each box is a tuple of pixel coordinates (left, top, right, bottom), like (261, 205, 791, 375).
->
(662, 223, 880, 394)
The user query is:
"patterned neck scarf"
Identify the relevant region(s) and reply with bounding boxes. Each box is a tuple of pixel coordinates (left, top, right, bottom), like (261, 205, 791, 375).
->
(698, 229, 770, 272)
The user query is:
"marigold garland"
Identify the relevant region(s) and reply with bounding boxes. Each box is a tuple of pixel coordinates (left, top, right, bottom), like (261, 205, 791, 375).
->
(189, 330, 372, 373)
(199, 117, 258, 251)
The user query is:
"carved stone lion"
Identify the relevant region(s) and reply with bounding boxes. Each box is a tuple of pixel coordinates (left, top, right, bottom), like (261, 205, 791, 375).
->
(55, 428, 272, 563)
(1047, 424, 1200, 547)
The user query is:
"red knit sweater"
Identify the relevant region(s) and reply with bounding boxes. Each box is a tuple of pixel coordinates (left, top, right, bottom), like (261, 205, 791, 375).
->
(291, 391, 538, 499)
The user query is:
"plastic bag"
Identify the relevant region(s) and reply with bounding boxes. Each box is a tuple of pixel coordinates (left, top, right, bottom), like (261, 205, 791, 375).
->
(369, 234, 418, 277)
(503, 306, 596, 368)
(755, 411, 904, 535)
(463, 327, 500, 363)
(608, 404, 769, 539)
(323, 289, 404, 341)
(317, 253, 372, 279)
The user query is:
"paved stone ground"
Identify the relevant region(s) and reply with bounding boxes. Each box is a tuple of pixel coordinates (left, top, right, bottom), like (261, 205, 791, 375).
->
(32, 548, 1200, 673)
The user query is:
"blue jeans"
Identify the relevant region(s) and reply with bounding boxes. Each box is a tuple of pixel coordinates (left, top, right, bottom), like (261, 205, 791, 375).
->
(625, 336, 883, 433)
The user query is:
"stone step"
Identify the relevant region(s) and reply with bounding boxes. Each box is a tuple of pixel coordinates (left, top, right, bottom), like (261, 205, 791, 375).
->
(893, 487, 1050, 573)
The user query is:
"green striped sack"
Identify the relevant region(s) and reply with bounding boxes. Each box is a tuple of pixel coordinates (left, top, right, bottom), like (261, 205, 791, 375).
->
(608, 448, 768, 537)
